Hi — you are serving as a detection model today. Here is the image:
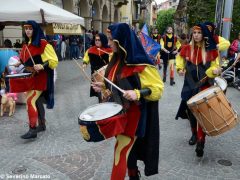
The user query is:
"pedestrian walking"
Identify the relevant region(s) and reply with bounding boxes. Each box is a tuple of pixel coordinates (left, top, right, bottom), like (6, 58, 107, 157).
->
(61, 36, 67, 60)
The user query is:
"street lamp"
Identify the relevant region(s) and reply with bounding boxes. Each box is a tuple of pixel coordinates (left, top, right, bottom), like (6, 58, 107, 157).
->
(89, 0, 93, 30)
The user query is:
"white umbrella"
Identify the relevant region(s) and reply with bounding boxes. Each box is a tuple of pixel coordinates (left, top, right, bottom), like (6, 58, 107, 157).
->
(0, 0, 84, 26)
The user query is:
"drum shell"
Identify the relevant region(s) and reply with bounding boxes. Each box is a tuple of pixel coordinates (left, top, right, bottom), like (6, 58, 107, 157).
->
(92, 65, 107, 82)
(9, 72, 47, 93)
(78, 113, 127, 142)
(187, 86, 238, 136)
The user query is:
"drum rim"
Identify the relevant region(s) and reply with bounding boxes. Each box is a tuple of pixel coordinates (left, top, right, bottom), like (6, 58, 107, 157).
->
(187, 86, 222, 106)
(92, 65, 107, 75)
(5, 73, 32, 78)
(214, 76, 227, 91)
(78, 102, 123, 122)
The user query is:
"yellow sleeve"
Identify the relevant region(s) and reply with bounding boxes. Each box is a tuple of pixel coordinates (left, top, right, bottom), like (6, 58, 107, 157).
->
(176, 54, 186, 72)
(137, 66, 164, 101)
(205, 59, 220, 78)
(218, 36, 230, 51)
(160, 38, 164, 48)
(41, 44, 58, 69)
(83, 50, 90, 64)
(176, 39, 181, 50)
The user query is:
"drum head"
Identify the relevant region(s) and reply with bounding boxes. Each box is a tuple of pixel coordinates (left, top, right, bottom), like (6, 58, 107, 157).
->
(5, 73, 32, 78)
(214, 77, 227, 91)
(187, 86, 221, 104)
(79, 102, 122, 121)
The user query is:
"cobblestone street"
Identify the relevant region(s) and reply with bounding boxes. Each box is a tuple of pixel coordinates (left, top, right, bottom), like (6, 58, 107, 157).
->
(0, 60, 239, 180)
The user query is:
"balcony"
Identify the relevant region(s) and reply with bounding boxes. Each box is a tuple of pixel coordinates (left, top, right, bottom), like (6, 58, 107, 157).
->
(114, 0, 128, 7)
(133, 0, 141, 3)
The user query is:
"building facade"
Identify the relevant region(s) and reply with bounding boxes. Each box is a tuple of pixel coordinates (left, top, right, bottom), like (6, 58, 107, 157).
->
(158, 0, 179, 11)
(43, 0, 128, 32)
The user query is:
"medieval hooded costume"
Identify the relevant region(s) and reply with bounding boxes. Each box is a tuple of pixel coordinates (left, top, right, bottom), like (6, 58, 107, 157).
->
(175, 23, 229, 157)
(83, 33, 112, 100)
(105, 23, 164, 180)
(9, 20, 58, 139)
(160, 27, 181, 85)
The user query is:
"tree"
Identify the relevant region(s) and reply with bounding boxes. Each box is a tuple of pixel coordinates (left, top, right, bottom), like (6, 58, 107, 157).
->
(186, 0, 240, 41)
(156, 9, 176, 35)
(186, 0, 216, 28)
(231, 0, 240, 41)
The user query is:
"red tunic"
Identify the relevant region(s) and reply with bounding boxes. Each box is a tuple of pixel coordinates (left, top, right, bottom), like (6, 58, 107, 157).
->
(104, 61, 146, 137)
(180, 44, 219, 65)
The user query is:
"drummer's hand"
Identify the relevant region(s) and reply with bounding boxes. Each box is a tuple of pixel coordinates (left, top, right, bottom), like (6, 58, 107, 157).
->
(82, 63, 87, 70)
(13, 61, 21, 67)
(213, 68, 222, 75)
(172, 50, 178, 55)
(91, 82, 105, 92)
(178, 69, 186, 76)
(34, 64, 44, 71)
(123, 90, 137, 101)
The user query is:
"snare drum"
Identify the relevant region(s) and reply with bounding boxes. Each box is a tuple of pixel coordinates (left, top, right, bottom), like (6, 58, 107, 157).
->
(187, 86, 238, 136)
(8, 71, 47, 93)
(92, 65, 107, 82)
(78, 102, 127, 142)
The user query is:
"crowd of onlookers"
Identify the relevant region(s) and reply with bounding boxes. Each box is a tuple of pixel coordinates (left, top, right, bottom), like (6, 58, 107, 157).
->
(0, 29, 100, 61)
(46, 30, 97, 61)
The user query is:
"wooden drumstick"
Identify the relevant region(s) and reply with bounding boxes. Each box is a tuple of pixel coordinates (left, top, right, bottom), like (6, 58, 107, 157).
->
(95, 70, 125, 94)
(74, 59, 92, 82)
(199, 76, 208, 83)
(25, 45, 35, 65)
(97, 48, 110, 55)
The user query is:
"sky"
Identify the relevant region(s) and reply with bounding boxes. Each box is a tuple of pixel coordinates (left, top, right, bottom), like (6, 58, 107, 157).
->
(155, 0, 166, 4)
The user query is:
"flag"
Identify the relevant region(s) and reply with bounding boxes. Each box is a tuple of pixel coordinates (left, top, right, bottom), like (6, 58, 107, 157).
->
(139, 24, 161, 62)
(141, 24, 149, 36)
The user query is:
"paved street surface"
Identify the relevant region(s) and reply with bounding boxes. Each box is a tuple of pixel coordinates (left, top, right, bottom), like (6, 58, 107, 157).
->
(0, 60, 240, 180)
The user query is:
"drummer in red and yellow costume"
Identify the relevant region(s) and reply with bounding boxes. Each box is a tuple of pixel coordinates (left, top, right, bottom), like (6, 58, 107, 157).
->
(92, 23, 164, 180)
(175, 23, 230, 157)
(160, 26, 181, 85)
(151, 28, 161, 43)
(11, 20, 58, 139)
(82, 33, 112, 102)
